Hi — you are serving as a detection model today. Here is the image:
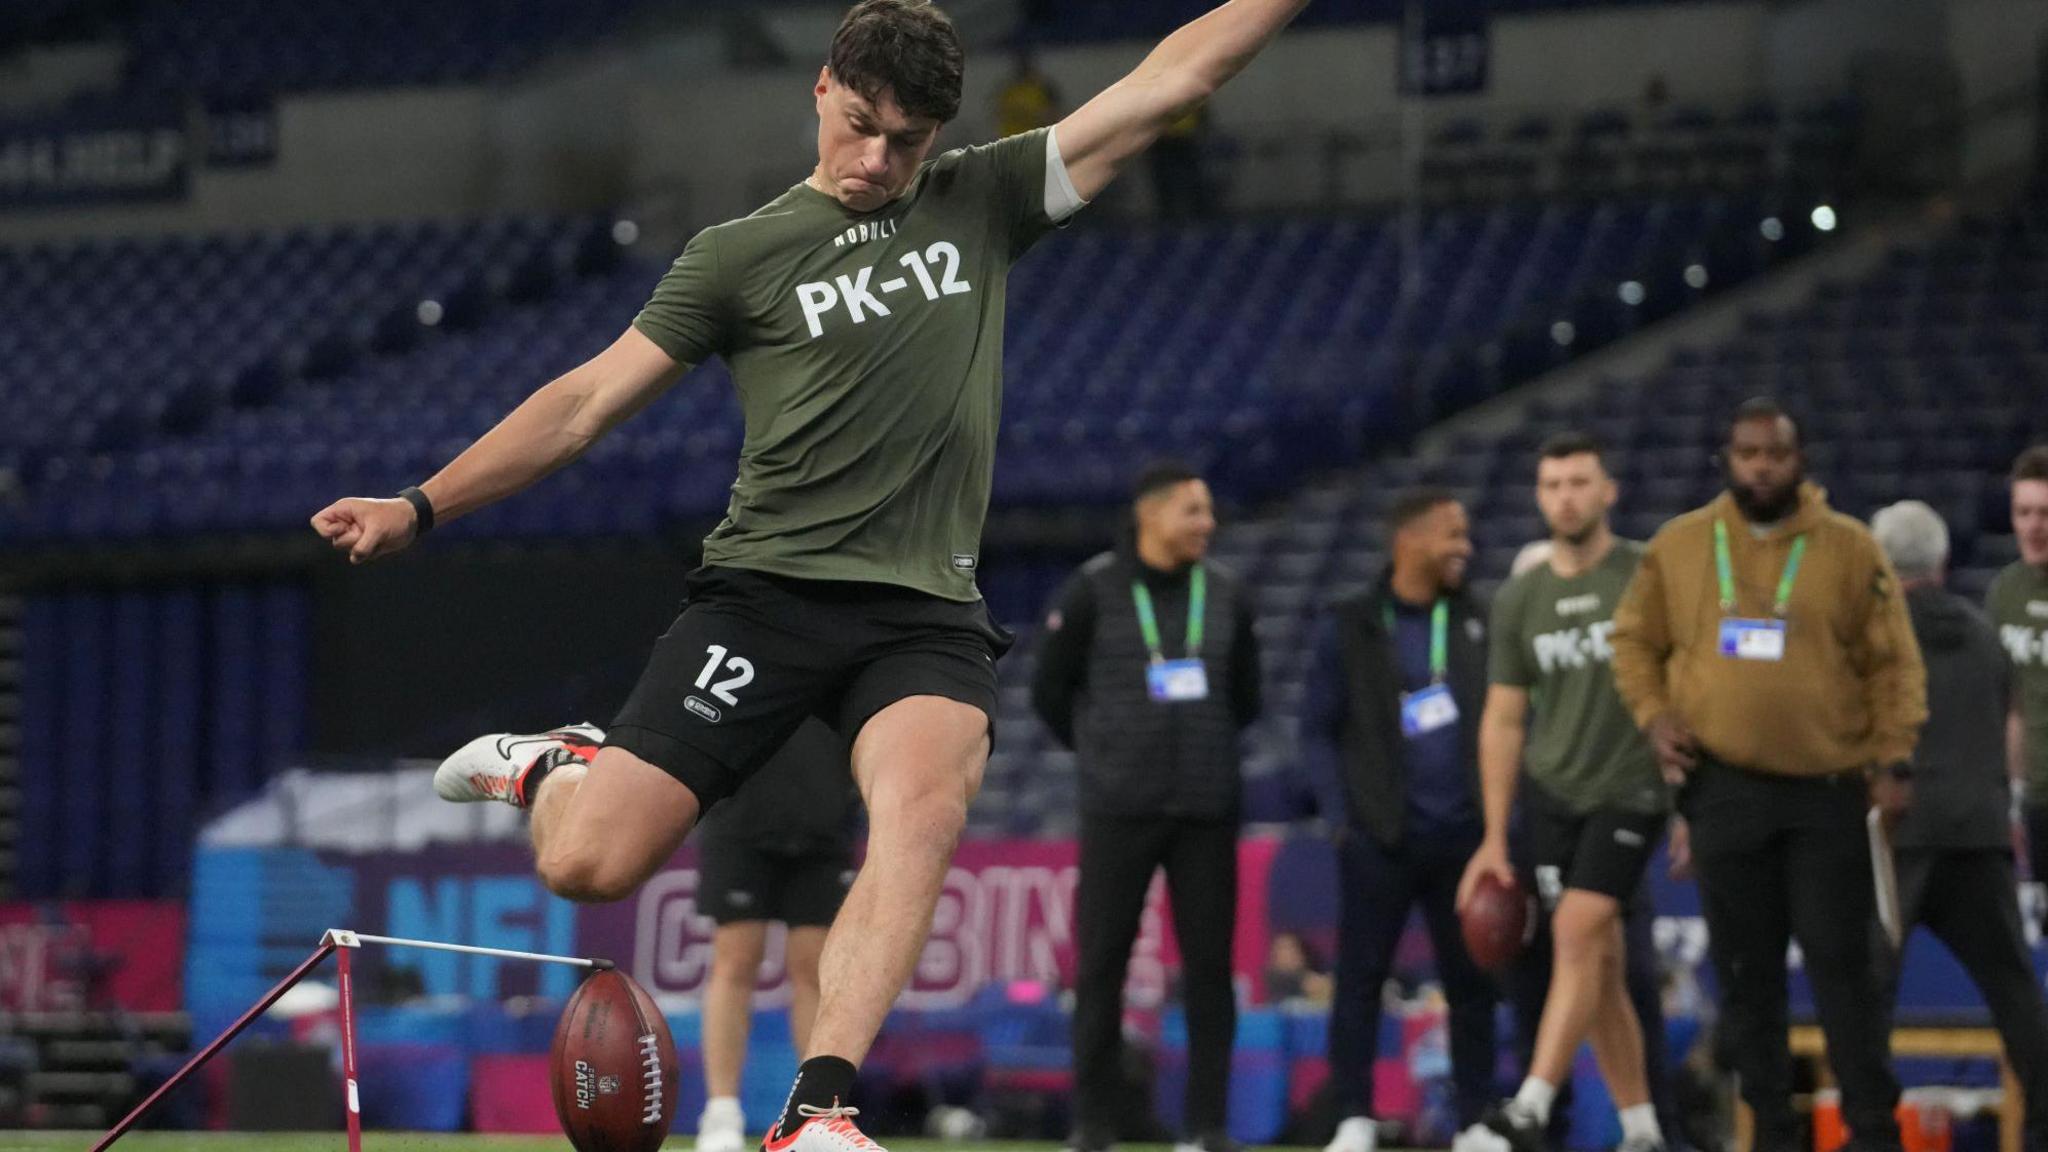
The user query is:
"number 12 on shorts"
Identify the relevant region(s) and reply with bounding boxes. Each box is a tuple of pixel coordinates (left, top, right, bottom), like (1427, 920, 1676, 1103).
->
(695, 645, 755, 705)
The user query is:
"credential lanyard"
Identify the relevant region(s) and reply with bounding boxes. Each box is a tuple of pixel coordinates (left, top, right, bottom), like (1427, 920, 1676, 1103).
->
(1714, 519, 1807, 617)
(1132, 564, 1206, 666)
(1382, 598, 1450, 684)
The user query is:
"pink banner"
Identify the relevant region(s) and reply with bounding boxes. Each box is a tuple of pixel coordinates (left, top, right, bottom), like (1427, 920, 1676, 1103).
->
(610, 838, 1277, 1010)
(0, 900, 186, 1012)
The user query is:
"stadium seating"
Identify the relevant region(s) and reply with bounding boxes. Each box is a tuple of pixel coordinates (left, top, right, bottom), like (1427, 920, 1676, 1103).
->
(96, 0, 1758, 95)
(1024, 0, 1747, 45)
(0, 191, 1792, 547)
(122, 0, 654, 95)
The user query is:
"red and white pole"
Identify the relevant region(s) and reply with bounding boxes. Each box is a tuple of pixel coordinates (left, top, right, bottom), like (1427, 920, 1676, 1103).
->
(337, 941, 363, 1152)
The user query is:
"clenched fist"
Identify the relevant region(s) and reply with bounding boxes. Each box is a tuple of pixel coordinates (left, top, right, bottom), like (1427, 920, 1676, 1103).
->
(311, 497, 419, 564)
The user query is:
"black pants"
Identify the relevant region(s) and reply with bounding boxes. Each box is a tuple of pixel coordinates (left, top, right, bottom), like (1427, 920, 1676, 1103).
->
(1506, 878, 1678, 1142)
(1327, 822, 1497, 1127)
(1892, 849, 2048, 1151)
(1685, 760, 1901, 1152)
(1073, 814, 1239, 1141)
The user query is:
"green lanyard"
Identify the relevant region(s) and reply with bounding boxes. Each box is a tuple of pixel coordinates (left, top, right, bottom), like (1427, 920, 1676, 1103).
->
(1132, 564, 1206, 666)
(1382, 598, 1451, 684)
(1714, 520, 1808, 617)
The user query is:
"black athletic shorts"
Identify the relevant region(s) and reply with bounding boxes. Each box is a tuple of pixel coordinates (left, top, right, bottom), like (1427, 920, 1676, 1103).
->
(606, 566, 1012, 809)
(1528, 788, 1666, 910)
(697, 835, 855, 928)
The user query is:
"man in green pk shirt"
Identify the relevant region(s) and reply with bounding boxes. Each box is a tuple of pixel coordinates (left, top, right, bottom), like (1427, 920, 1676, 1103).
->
(1995, 446, 2048, 882)
(1459, 433, 1671, 1152)
(308, 2, 1314, 1148)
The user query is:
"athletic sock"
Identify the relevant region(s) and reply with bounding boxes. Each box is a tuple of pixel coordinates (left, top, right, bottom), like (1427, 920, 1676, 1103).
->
(1619, 1104, 1662, 1144)
(1513, 1078, 1558, 1126)
(774, 1055, 857, 1139)
(516, 745, 590, 808)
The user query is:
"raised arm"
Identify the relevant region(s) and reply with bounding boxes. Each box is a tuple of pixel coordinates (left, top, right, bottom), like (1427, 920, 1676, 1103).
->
(1055, 0, 1310, 202)
(311, 327, 684, 563)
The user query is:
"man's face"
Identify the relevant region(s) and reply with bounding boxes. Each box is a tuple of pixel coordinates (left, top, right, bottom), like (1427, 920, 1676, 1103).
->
(1534, 452, 1616, 546)
(814, 69, 941, 213)
(2015, 479, 2048, 567)
(1725, 415, 1804, 522)
(1137, 479, 1216, 566)
(1400, 501, 1473, 591)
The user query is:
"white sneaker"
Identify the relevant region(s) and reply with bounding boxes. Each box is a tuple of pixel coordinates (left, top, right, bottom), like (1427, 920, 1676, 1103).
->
(432, 723, 604, 807)
(1326, 1117, 1378, 1152)
(1454, 1123, 1514, 1152)
(698, 1096, 745, 1152)
(764, 1104, 886, 1152)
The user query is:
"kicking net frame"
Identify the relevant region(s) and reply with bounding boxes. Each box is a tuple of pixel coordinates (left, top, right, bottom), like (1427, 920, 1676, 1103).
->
(90, 928, 613, 1151)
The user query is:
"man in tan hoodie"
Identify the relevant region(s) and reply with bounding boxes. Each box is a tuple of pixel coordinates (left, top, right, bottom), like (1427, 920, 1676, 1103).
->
(1611, 397, 1926, 1152)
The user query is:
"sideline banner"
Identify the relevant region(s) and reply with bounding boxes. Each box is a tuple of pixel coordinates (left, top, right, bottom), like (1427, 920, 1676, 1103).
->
(188, 838, 1278, 1024)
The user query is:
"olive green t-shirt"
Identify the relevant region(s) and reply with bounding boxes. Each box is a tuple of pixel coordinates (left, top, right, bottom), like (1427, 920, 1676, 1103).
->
(1989, 562, 2048, 793)
(1489, 539, 1668, 814)
(633, 129, 1067, 601)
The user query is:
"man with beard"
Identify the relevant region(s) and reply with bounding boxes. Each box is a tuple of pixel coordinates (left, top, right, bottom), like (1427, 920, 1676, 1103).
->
(1459, 433, 1670, 1152)
(1611, 398, 1926, 1152)
(1305, 489, 1500, 1152)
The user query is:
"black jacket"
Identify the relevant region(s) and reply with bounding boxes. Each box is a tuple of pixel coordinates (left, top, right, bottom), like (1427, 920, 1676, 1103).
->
(1031, 548, 1262, 820)
(1893, 584, 2012, 851)
(1302, 572, 1490, 848)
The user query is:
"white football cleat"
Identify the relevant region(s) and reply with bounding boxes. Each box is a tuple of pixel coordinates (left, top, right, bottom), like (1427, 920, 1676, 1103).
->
(432, 723, 604, 807)
(763, 1104, 886, 1152)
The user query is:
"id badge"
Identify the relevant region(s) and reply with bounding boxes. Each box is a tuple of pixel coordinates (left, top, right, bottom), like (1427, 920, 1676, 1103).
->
(1400, 683, 1459, 737)
(1718, 617, 1787, 661)
(1147, 658, 1210, 702)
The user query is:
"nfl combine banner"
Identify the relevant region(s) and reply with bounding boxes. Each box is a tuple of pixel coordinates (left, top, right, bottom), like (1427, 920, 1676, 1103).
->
(0, 104, 190, 207)
(184, 838, 1279, 1034)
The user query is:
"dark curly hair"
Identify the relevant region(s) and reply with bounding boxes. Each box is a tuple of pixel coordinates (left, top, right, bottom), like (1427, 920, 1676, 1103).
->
(828, 0, 965, 124)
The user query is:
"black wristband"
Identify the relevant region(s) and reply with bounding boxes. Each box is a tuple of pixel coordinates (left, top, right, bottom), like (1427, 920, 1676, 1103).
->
(397, 486, 434, 537)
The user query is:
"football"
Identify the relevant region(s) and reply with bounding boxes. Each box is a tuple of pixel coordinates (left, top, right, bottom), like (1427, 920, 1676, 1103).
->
(551, 967, 679, 1152)
(1459, 871, 1532, 973)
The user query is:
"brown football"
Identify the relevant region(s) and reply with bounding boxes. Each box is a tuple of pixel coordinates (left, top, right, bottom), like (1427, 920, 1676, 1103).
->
(1459, 871, 1532, 974)
(550, 967, 679, 1152)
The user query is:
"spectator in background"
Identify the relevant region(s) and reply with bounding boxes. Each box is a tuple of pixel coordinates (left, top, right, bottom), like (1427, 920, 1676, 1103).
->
(1032, 461, 1262, 1152)
(1611, 398, 1926, 1152)
(694, 721, 857, 1152)
(1264, 930, 1335, 1006)
(1871, 500, 2048, 1152)
(995, 44, 1061, 139)
(1304, 489, 1499, 1152)
(1994, 447, 2048, 881)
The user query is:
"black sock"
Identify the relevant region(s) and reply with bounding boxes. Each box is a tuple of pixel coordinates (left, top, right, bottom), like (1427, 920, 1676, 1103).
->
(518, 746, 578, 808)
(776, 1055, 857, 1137)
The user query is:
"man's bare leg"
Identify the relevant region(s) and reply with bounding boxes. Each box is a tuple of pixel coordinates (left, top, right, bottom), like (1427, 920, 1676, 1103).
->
(1526, 892, 1627, 1090)
(787, 925, 829, 1058)
(768, 695, 985, 1138)
(531, 746, 701, 903)
(706, 923, 770, 1098)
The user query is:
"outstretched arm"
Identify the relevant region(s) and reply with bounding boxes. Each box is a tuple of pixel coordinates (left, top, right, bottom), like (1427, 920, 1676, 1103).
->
(311, 327, 684, 562)
(1055, 0, 1310, 202)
